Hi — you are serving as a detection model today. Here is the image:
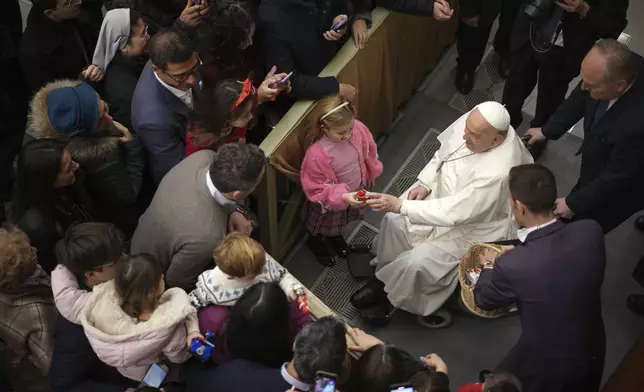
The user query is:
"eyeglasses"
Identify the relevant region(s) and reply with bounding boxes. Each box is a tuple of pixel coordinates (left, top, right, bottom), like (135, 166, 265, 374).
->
(163, 53, 203, 84)
(113, 24, 149, 45)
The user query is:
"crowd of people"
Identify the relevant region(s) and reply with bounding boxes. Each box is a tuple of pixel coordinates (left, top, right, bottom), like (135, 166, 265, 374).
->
(1, 0, 644, 391)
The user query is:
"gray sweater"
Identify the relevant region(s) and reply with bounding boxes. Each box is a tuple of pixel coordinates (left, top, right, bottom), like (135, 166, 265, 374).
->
(131, 150, 231, 291)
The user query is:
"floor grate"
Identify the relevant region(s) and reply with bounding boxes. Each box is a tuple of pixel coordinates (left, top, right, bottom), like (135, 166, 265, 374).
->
(310, 221, 380, 324)
(381, 129, 441, 198)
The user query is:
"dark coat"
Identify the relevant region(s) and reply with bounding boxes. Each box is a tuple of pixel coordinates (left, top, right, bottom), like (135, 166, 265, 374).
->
(258, 0, 371, 114)
(103, 52, 148, 132)
(132, 61, 192, 184)
(511, 0, 628, 67)
(49, 315, 137, 392)
(459, 0, 502, 26)
(185, 359, 292, 392)
(475, 220, 606, 392)
(133, 0, 186, 35)
(14, 172, 94, 274)
(19, 10, 98, 93)
(541, 56, 644, 233)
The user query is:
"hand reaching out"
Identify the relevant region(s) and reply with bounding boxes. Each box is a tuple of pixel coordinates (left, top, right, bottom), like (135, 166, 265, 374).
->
(228, 211, 253, 235)
(420, 353, 448, 374)
(179, 0, 208, 27)
(365, 193, 403, 213)
(347, 327, 384, 353)
(407, 185, 430, 200)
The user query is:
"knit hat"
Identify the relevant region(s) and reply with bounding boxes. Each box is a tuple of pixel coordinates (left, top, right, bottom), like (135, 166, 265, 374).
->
(475, 101, 511, 132)
(47, 82, 100, 137)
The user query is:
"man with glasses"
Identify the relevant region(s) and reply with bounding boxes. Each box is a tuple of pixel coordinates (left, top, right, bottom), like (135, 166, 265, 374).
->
(132, 27, 202, 184)
(19, 0, 99, 93)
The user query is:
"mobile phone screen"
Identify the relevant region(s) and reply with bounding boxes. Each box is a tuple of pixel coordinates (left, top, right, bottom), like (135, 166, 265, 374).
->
(390, 386, 414, 392)
(331, 18, 348, 31)
(141, 363, 168, 388)
(314, 374, 336, 392)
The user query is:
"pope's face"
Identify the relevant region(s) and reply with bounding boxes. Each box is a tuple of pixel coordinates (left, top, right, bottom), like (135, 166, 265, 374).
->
(463, 109, 504, 153)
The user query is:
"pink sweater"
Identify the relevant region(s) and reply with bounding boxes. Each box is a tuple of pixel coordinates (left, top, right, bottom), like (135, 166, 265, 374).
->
(301, 120, 383, 211)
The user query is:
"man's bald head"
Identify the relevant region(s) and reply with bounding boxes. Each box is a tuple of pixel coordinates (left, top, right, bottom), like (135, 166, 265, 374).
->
(463, 102, 509, 153)
(581, 39, 638, 100)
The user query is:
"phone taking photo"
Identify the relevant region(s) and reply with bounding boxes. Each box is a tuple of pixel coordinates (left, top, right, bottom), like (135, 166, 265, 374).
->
(330, 18, 349, 32)
(314, 371, 337, 392)
(389, 383, 414, 392)
(139, 363, 169, 388)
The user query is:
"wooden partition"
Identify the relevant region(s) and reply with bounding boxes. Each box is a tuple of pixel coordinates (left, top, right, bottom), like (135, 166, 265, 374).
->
(257, 8, 458, 258)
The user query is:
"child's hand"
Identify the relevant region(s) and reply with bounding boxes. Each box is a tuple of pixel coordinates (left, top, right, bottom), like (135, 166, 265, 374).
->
(352, 19, 369, 49)
(186, 331, 205, 347)
(342, 192, 367, 206)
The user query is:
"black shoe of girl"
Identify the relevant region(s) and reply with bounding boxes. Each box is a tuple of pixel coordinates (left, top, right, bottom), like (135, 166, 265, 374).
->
(307, 235, 338, 267)
(328, 235, 349, 257)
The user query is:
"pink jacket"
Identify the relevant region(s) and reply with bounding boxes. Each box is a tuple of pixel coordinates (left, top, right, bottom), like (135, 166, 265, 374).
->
(79, 280, 199, 381)
(301, 120, 383, 211)
(51, 264, 89, 324)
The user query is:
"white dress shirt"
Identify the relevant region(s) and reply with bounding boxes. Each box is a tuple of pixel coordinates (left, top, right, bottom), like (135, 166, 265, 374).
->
(206, 170, 236, 206)
(154, 71, 194, 109)
(517, 219, 558, 243)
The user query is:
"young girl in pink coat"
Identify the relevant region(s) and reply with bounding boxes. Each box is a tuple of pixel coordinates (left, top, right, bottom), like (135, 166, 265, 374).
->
(79, 254, 201, 382)
(300, 95, 383, 266)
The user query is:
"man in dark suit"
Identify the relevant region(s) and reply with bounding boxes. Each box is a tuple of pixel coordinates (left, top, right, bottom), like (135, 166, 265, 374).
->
(475, 163, 606, 392)
(502, 0, 628, 129)
(525, 39, 644, 233)
(132, 28, 200, 184)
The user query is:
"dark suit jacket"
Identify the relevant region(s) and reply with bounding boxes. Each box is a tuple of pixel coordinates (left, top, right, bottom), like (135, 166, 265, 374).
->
(131, 61, 191, 184)
(511, 0, 628, 67)
(475, 220, 606, 363)
(185, 359, 292, 392)
(541, 56, 644, 233)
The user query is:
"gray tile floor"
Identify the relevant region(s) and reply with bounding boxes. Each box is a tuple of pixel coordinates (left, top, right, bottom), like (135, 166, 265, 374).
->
(285, 30, 644, 390)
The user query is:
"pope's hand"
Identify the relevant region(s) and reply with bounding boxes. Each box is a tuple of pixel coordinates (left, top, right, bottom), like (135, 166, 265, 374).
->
(365, 193, 402, 213)
(407, 185, 430, 200)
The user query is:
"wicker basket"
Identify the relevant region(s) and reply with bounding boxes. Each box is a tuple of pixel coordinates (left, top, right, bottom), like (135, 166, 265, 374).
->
(458, 243, 515, 319)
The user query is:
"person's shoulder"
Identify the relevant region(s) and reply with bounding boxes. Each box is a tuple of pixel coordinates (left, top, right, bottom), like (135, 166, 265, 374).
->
(565, 219, 603, 238)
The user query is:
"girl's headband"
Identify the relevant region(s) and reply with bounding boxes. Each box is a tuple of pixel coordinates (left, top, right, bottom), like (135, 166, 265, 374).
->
(230, 78, 253, 113)
(320, 101, 350, 122)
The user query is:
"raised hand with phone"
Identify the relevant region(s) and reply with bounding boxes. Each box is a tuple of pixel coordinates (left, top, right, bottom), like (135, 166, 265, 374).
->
(324, 14, 348, 42)
(259, 66, 292, 103)
(179, 0, 209, 27)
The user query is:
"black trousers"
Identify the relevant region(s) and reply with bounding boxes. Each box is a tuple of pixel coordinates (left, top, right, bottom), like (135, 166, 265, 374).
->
(502, 44, 580, 129)
(456, 0, 521, 72)
(498, 337, 605, 392)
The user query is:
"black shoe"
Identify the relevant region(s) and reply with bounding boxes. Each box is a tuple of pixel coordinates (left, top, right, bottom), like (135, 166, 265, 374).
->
(497, 57, 512, 79)
(307, 235, 338, 267)
(479, 369, 492, 383)
(328, 235, 349, 257)
(350, 280, 387, 310)
(359, 301, 396, 327)
(627, 294, 644, 317)
(634, 216, 644, 232)
(416, 309, 453, 329)
(455, 67, 474, 95)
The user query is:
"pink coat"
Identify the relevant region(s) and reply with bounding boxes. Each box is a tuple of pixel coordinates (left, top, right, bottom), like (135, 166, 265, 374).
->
(79, 280, 199, 381)
(301, 120, 383, 211)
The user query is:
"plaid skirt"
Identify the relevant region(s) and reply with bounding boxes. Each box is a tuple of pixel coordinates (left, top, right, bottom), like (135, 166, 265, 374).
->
(302, 200, 365, 237)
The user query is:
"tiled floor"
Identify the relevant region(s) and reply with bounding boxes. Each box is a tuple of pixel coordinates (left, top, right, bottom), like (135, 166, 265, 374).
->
(285, 13, 644, 388)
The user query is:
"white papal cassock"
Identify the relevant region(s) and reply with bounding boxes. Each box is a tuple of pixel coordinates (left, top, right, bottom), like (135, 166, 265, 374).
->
(372, 110, 533, 316)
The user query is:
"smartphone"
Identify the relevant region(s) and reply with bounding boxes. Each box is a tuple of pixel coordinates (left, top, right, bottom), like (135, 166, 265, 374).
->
(139, 363, 169, 388)
(314, 371, 337, 392)
(193, 0, 201, 5)
(276, 71, 293, 85)
(389, 384, 414, 392)
(331, 18, 349, 32)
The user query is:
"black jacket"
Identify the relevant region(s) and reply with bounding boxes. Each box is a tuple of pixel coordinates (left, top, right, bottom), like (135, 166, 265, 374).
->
(459, 0, 502, 25)
(475, 220, 606, 391)
(103, 52, 148, 132)
(258, 0, 371, 114)
(133, 0, 187, 35)
(50, 315, 137, 392)
(186, 359, 292, 392)
(19, 10, 98, 93)
(511, 0, 628, 66)
(541, 56, 644, 233)
(14, 172, 94, 273)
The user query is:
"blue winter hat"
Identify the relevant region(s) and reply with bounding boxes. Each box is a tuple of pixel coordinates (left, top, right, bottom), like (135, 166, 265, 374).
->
(46, 82, 100, 137)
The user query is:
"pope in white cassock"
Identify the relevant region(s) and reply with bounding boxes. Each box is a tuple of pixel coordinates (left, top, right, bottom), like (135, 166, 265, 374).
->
(362, 101, 533, 326)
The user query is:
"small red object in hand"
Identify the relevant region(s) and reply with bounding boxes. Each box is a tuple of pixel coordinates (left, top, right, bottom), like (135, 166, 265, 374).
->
(293, 286, 310, 314)
(355, 189, 368, 202)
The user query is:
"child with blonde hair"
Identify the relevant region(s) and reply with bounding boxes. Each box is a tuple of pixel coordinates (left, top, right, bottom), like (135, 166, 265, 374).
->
(189, 232, 301, 307)
(300, 94, 383, 266)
